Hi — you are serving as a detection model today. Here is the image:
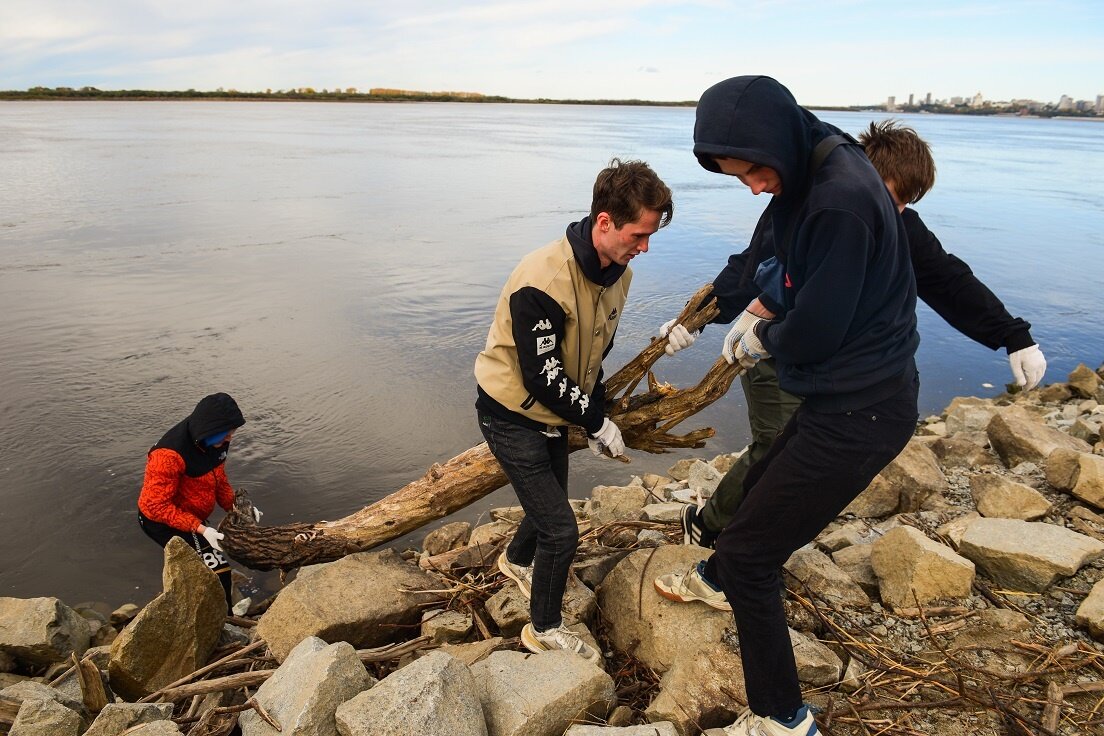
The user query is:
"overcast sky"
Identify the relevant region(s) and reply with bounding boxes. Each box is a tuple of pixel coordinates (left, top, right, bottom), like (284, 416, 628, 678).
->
(2, 0, 1101, 106)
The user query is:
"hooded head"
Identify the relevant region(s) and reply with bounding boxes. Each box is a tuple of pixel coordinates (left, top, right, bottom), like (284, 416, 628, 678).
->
(693, 76, 830, 202)
(186, 393, 245, 446)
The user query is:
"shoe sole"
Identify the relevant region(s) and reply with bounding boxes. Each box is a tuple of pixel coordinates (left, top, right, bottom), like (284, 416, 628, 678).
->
(519, 623, 603, 666)
(653, 577, 732, 611)
(497, 553, 532, 599)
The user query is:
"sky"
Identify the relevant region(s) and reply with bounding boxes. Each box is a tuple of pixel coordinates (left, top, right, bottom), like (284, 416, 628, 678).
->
(2, 0, 1102, 106)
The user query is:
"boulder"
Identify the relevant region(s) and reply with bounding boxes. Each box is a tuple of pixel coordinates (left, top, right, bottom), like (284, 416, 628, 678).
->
(109, 538, 225, 700)
(667, 459, 696, 482)
(438, 637, 509, 667)
(968, 475, 1052, 520)
(831, 544, 879, 597)
(644, 642, 746, 735)
(870, 527, 975, 608)
(9, 697, 82, 736)
(958, 518, 1104, 592)
(1075, 578, 1104, 639)
(84, 702, 174, 736)
(783, 547, 869, 609)
(589, 485, 649, 524)
(790, 628, 843, 686)
(420, 543, 500, 574)
(420, 609, 473, 644)
(257, 549, 442, 661)
(1069, 364, 1104, 399)
(1070, 417, 1102, 444)
(598, 546, 732, 673)
(929, 436, 995, 469)
(421, 521, 471, 556)
(1036, 383, 1074, 403)
(574, 550, 632, 590)
(1047, 448, 1104, 509)
(817, 520, 877, 553)
(687, 461, 723, 496)
(484, 586, 529, 637)
(641, 503, 686, 523)
(944, 397, 1000, 435)
(884, 439, 948, 512)
(2, 680, 85, 715)
(987, 406, 1091, 468)
(935, 512, 982, 547)
(843, 474, 899, 518)
(335, 651, 486, 736)
(468, 521, 514, 548)
(471, 650, 614, 736)
(0, 597, 91, 668)
(239, 636, 373, 736)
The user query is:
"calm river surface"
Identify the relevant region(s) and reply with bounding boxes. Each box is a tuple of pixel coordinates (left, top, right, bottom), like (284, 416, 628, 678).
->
(1, 101, 1102, 606)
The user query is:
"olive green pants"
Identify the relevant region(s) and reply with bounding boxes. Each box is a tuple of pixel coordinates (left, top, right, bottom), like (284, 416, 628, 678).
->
(700, 358, 804, 533)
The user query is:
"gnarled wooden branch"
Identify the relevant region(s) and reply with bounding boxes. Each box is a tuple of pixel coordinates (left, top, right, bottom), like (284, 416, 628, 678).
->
(221, 284, 742, 571)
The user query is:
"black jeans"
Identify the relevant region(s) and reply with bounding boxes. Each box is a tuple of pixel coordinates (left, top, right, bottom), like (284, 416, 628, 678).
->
(478, 411, 576, 631)
(138, 512, 233, 612)
(704, 376, 919, 718)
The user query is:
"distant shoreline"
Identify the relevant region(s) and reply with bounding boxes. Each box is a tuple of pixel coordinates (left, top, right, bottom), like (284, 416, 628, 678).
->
(2, 89, 1100, 119)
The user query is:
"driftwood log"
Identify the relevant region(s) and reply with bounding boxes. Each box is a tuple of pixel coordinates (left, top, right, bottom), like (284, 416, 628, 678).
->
(220, 284, 743, 571)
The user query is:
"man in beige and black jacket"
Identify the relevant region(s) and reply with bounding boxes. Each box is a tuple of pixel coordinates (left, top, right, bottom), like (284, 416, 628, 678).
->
(475, 158, 672, 663)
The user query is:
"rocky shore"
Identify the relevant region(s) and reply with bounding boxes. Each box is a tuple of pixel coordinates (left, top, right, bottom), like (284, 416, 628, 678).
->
(2, 362, 1104, 736)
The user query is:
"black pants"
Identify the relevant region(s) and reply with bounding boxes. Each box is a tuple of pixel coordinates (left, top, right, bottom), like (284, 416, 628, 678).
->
(479, 410, 575, 631)
(704, 376, 918, 718)
(138, 512, 233, 612)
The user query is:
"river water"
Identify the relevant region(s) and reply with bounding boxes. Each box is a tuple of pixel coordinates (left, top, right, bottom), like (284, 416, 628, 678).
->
(1, 101, 1102, 607)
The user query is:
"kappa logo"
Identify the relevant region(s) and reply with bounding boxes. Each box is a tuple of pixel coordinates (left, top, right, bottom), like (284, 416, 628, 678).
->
(532, 319, 552, 331)
(607, 307, 618, 321)
(536, 334, 557, 356)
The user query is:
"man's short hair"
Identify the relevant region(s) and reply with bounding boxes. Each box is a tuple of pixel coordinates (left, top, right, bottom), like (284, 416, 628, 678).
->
(859, 120, 936, 205)
(590, 158, 673, 228)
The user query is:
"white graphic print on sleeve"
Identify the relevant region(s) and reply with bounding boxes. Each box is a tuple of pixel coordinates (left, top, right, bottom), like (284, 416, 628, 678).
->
(532, 318, 552, 331)
(558, 378, 568, 398)
(569, 386, 582, 410)
(541, 357, 563, 386)
(578, 394, 590, 413)
(535, 333, 557, 356)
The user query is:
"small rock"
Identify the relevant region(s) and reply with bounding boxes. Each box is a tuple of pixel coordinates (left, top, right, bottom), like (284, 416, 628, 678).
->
(422, 522, 472, 556)
(969, 474, 1052, 520)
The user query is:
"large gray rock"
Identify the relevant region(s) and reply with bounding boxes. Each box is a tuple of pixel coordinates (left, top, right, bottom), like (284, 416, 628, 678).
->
(335, 651, 486, 736)
(783, 547, 869, 609)
(421, 522, 471, 556)
(9, 697, 82, 736)
(471, 650, 614, 736)
(968, 475, 1052, 520)
(930, 436, 996, 469)
(959, 518, 1104, 592)
(876, 439, 948, 512)
(831, 544, 879, 597)
(1076, 578, 1104, 639)
(484, 585, 529, 637)
(1, 680, 84, 715)
(0, 597, 91, 668)
(687, 461, 723, 496)
(420, 609, 473, 644)
(1069, 363, 1104, 399)
(109, 537, 225, 700)
(468, 521, 514, 548)
(790, 628, 843, 686)
(240, 636, 373, 736)
(598, 546, 731, 673)
(85, 702, 174, 736)
(1047, 448, 1104, 509)
(257, 549, 442, 661)
(589, 485, 649, 524)
(988, 406, 1091, 468)
(842, 474, 900, 518)
(870, 527, 975, 609)
(644, 641, 746, 736)
(945, 397, 1001, 435)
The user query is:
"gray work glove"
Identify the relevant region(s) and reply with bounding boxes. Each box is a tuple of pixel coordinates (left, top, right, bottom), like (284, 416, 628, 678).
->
(722, 310, 768, 365)
(731, 322, 771, 370)
(660, 318, 698, 356)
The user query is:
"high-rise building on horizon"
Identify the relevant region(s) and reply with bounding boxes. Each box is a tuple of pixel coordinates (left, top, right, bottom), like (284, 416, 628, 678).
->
(925, 92, 932, 105)
(886, 95, 896, 111)
(908, 93, 914, 106)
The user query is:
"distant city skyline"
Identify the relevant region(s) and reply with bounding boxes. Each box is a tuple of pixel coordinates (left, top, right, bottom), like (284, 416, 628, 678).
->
(2, 0, 1102, 106)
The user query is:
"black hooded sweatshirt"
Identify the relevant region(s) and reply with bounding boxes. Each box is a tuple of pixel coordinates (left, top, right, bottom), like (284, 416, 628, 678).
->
(694, 76, 919, 412)
(151, 392, 246, 477)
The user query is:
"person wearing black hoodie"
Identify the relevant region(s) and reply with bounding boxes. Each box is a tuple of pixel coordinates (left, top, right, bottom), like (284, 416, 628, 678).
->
(138, 392, 252, 611)
(652, 76, 920, 736)
(475, 159, 672, 664)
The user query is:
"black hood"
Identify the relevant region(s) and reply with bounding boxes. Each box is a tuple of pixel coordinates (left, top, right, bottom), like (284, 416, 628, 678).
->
(566, 217, 627, 287)
(151, 392, 246, 478)
(693, 75, 840, 204)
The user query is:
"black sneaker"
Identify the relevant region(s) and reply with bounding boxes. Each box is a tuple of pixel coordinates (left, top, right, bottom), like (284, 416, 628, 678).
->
(681, 504, 719, 549)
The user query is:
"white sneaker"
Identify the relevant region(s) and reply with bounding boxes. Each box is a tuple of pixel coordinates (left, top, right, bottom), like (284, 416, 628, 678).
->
(653, 560, 732, 611)
(705, 705, 819, 736)
(497, 551, 533, 599)
(520, 623, 602, 666)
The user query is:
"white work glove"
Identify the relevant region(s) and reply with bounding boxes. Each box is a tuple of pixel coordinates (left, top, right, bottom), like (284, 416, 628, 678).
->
(200, 526, 224, 552)
(659, 318, 698, 356)
(1009, 344, 1046, 390)
(732, 323, 771, 370)
(252, 506, 263, 523)
(588, 417, 625, 458)
(722, 310, 768, 365)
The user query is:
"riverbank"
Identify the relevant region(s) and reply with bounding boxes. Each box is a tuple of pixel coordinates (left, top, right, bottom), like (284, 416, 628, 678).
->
(2, 361, 1103, 734)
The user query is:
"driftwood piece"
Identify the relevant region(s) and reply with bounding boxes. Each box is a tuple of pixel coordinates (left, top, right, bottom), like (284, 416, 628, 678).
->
(221, 284, 742, 571)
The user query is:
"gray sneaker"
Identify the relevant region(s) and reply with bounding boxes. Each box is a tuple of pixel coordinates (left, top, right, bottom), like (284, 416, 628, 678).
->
(497, 551, 533, 599)
(653, 560, 732, 611)
(520, 623, 601, 666)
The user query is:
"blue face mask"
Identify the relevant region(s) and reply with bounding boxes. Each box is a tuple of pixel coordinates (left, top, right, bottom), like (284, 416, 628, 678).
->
(203, 431, 230, 447)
